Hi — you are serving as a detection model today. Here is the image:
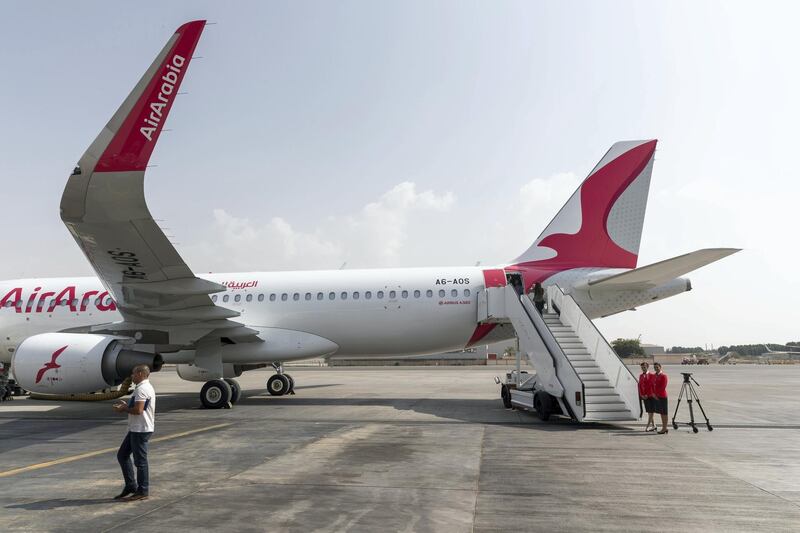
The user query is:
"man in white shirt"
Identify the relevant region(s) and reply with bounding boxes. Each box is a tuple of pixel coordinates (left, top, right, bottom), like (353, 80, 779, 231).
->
(112, 364, 156, 501)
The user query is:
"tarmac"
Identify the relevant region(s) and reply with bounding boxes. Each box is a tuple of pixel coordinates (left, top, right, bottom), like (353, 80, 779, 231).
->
(1, 364, 799, 532)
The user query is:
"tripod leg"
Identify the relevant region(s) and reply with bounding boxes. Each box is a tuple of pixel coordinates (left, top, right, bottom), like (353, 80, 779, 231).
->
(687, 397, 698, 433)
(689, 384, 713, 431)
(671, 383, 685, 429)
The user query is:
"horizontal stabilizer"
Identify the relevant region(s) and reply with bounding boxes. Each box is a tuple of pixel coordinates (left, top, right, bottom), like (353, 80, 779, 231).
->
(587, 248, 740, 291)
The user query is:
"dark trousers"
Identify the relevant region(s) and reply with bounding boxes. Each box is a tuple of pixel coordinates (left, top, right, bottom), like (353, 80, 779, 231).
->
(534, 301, 545, 314)
(117, 431, 152, 494)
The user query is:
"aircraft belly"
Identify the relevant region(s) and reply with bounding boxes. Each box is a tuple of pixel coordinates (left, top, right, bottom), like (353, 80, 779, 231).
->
(252, 303, 477, 357)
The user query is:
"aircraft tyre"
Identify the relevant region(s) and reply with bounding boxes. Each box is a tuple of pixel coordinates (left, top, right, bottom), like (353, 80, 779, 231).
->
(267, 374, 290, 396)
(201, 379, 233, 409)
(533, 391, 552, 421)
(224, 378, 241, 404)
(285, 374, 295, 394)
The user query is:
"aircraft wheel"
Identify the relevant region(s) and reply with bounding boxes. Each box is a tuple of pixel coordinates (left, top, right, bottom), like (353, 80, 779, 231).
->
(267, 374, 290, 396)
(224, 378, 241, 403)
(284, 374, 295, 394)
(200, 379, 232, 409)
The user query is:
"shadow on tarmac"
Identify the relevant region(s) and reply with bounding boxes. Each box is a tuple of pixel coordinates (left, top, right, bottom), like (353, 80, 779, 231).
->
(1, 388, 627, 455)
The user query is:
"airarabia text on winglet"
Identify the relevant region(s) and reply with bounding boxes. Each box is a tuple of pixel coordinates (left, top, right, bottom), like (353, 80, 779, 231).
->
(139, 54, 186, 142)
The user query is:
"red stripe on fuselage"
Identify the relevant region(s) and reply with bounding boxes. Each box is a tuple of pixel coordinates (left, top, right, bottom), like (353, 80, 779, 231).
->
(465, 323, 497, 348)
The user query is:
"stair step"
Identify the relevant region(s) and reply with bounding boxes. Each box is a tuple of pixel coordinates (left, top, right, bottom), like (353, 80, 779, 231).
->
(583, 412, 636, 422)
(563, 349, 590, 355)
(586, 402, 628, 412)
(580, 375, 611, 382)
(571, 360, 599, 368)
(584, 394, 624, 404)
(566, 355, 593, 362)
(583, 381, 617, 392)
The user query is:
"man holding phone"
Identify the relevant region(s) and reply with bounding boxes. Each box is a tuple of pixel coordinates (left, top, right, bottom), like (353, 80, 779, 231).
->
(112, 364, 156, 501)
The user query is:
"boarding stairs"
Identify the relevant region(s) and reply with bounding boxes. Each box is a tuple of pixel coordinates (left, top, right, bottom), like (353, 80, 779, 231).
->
(479, 282, 640, 422)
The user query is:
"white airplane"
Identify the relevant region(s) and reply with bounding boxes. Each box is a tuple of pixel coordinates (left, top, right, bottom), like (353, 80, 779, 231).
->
(4, 21, 738, 409)
(762, 345, 800, 357)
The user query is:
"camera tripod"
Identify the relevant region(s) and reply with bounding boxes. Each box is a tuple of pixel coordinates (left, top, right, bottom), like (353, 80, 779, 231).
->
(671, 372, 713, 433)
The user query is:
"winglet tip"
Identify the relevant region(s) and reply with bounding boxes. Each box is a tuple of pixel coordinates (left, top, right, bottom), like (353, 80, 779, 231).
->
(176, 20, 207, 34)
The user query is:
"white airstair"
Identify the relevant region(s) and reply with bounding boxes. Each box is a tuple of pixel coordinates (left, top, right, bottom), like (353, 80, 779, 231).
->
(480, 280, 640, 422)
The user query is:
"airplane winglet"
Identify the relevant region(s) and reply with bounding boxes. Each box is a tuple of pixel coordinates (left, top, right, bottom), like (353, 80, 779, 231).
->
(93, 20, 206, 173)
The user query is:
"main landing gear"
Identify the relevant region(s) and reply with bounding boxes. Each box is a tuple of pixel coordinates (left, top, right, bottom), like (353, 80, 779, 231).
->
(200, 378, 242, 409)
(267, 362, 295, 396)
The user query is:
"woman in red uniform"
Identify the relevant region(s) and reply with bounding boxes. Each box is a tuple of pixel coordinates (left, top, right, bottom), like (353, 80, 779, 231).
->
(653, 362, 669, 434)
(638, 362, 656, 432)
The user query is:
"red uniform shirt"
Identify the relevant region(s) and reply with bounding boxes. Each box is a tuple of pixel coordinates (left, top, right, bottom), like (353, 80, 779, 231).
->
(653, 372, 668, 398)
(638, 372, 654, 397)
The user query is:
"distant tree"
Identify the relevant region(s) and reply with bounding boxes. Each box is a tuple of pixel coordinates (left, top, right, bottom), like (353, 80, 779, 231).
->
(612, 338, 645, 358)
(503, 346, 517, 359)
(668, 346, 704, 354)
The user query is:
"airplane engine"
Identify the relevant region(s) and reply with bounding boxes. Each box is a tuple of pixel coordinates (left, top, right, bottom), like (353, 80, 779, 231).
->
(12, 332, 162, 394)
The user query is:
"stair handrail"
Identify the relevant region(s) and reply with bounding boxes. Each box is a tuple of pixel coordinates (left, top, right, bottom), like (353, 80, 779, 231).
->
(547, 285, 640, 416)
(512, 287, 585, 420)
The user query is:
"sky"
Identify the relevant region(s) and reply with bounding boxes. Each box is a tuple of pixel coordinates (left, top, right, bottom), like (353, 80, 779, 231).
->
(0, 1, 797, 348)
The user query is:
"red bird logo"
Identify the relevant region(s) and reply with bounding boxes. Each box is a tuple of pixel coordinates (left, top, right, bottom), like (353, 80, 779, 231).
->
(35, 345, 68, 384)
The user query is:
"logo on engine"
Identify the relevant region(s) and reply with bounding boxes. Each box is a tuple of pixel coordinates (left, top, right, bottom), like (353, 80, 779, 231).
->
(35, 345, 68, 384)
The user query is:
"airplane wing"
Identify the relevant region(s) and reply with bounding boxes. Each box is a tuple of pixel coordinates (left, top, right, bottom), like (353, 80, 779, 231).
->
(587, 248, 740, 291)
(60, 21, 252, 346)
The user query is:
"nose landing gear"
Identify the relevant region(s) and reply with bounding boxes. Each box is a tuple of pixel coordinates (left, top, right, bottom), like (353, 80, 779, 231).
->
(267, 363, 295, 396)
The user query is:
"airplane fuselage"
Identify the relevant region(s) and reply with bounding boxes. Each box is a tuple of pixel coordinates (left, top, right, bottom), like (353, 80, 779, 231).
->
(0, 266, 690, 364)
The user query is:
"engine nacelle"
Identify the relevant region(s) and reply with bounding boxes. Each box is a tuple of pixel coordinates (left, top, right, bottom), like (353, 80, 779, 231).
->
(12, 333, 163, 394)
(176, 363, 246, 382)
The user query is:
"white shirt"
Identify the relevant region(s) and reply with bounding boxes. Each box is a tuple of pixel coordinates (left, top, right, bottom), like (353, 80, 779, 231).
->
(128, 379, 156, 433)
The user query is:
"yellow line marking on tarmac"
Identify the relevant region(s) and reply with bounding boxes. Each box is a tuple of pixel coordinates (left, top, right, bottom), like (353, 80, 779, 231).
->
(0, 422, 232, 478)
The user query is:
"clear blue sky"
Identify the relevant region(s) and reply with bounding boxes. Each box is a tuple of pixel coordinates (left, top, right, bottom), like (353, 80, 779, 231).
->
(1, 1, 797, 348)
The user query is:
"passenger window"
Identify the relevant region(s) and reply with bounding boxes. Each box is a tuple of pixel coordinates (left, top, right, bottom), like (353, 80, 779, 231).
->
(401, 290, 408, 298)
(269, 293, 276, 302)
(258, 294, 265, 302)
(365, 291, 372, 299)
(71, 299, 79, 307)
(414, 290, 420, 298)
(341, 292, 348, 300)
(451, 289, 458, 297)
(305, 293, 312, 301)
(353, 292, 360, 300)
(377, 291, 384, 299)
(223, 295, 229, 303)
(317, 292, 323, 300)
(281, 293, 288, 301)
(293, 293, 300, 301)
(329, 292, 335, 300)
(439, 289, 445, 298)
(464, 289, 471, 297)
(234, 294, 241, 302)
(211, 295, 218, 303)
(426, 289, 433, 297)
(246, 294, 253, 302)
(389, 290, 396, 299)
